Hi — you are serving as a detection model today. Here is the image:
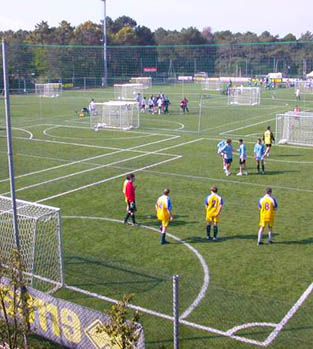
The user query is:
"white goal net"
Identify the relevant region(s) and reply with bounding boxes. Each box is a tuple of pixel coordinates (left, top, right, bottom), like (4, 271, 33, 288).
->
(91, 101, 140, 130)
(201, 78, 222, 91)
(276, 111, 313, 146)
(114, 83, 144, 100)
(0, 196, 64, 293)
(129, 77, 152, 89)
(296, 80, 313, 94)
(228, 86, 260, 105)
(35, 83, 62, 97)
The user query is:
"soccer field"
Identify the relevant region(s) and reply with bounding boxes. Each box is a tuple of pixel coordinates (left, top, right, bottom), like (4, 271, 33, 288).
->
(1, 84, 313, 348)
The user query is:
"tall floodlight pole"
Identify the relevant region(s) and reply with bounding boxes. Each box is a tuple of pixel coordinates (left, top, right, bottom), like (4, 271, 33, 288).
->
(101, 0, 108, 87)
(2, 40, 20, 250)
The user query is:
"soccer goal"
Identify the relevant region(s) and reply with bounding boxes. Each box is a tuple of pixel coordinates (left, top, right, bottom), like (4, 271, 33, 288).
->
(91, 101, 140, 130)
(0, 196, 64, 293)
(228, 86, 260, 105)
(35, 83, 62, 97)
(114, 83, 144, 100)
(296, 80, 313, 94)
(129, 77, 152, 89)
(201, 78, 222, 91)
(276, 111, 313, 146)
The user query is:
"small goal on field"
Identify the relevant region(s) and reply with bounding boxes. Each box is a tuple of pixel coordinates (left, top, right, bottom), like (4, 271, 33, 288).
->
(114, 83, 144, 100)
(35, 83, 62, 97)
(201, 78, 222, 91)
(0, 195, 64, 293)
(91, 101, 140, 130)
(228, 86, 260, 105)
(129, 77, 152, 89)
(296, 80, 313, 94)
(276, 111, 313, 146)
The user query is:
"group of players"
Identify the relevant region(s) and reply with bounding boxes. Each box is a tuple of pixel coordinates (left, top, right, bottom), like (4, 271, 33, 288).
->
(122, 170, 278, 246)
(217, 126, 275, 176)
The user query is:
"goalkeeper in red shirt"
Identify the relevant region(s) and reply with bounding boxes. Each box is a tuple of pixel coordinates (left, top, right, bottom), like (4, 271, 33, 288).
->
(123, 173, 138, 225)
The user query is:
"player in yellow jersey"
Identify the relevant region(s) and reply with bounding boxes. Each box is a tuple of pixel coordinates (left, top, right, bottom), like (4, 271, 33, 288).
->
(155, 189, 173, 245)
(263, 126, 275, 157)
(257, 188, 278, 245)
(204, 186, 224, 241)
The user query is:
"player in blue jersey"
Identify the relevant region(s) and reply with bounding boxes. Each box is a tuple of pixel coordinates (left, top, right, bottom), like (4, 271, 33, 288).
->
(220, 139, 233, 176)
(237, 139, 248, 176)
(217, 140, 226, 170)
(254, 137, 265, 174)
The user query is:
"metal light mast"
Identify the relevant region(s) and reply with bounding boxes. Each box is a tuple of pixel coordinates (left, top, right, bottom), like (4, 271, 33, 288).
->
(101, 0, 108, 87)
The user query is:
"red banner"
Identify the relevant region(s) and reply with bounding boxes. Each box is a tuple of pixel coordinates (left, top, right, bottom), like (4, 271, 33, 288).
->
(143, 67, 157, 72)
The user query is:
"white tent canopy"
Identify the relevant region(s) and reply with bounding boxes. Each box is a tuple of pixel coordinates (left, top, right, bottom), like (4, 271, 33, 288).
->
(306, 71, 313, 78)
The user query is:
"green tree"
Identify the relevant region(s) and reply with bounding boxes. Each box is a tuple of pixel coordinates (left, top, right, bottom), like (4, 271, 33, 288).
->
(97, 294, 141, 349)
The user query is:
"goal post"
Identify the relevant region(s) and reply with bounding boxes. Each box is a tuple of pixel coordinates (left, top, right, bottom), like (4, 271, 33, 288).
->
(201, 78, 222, 91)
(0, 195, 64, 293)
(276, 111, 313, 146)
(129, 77, 152, 89)
(114, 83, 144, 100)
(91, 101, 140, 131)
(296, 80, 313, 94)
(35, 83, 62, 97)
(228, 86, 260, 105)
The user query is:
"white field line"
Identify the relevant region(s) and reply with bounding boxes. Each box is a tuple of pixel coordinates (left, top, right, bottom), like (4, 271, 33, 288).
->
(36, 155, 182, 203)
(1, 153, 181, 196)
(200, 106, 283, 133)
(220, 118, 276, 135)
(17, 134, 180, 152)
(13, 127, 33, 139)
(226, 322, 277, 336)
(63, 216, 265, 346)
(0, 135, 179, 184)
(263, 281, 313, 347)
(43, 125, 160, 141)
(231, 151, 313, 165)
(28, 122, 179, 138)
(64, 216, 209, 320)
(179, 319, 266, 347)
(37, 138, 204, 203)
(108, 166, 313, 194)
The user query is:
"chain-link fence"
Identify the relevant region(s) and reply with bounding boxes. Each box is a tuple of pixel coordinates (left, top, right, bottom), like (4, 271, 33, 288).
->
(1, 41, 313, 92)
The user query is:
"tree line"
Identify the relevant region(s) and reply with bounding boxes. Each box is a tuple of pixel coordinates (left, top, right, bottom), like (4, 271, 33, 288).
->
(1, 16, 313, 86)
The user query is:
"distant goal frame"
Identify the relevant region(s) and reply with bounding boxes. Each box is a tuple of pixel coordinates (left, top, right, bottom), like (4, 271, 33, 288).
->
(276, 111, 313, 147)
(91, 101, 140, 131)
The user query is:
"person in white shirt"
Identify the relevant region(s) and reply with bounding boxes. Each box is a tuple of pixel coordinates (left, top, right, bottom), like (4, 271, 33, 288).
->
(88, 99, 97, 115)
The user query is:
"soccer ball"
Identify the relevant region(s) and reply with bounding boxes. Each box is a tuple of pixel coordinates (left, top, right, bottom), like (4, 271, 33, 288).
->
(94, 126, 99, 132)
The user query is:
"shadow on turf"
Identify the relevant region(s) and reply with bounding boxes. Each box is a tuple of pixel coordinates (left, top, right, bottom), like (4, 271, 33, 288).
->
(64, 255, 170, 295)
(181, 234, 257, 244)
(247, 170, 300, 176)
(274, 237, 313, 245)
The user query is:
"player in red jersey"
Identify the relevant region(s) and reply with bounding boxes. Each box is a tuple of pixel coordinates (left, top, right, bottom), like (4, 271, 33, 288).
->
(123, 173, 138, 225)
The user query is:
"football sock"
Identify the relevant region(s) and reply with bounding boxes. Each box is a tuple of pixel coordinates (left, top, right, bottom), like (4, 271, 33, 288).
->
(262, 164, 265, 172)
(268, 231, 273, 241)
(131, 214, 136, 224)
(124, 212, 131, 223)
(161, 233, 166, 244)
(257, 164, 260, 172)
(258, 231, 262, 243)
(206, 225, 211, 238)
(213, 225, 218, 238)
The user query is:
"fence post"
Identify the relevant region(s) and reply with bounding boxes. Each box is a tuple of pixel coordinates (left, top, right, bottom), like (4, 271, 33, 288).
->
(173, 274, 179, 349)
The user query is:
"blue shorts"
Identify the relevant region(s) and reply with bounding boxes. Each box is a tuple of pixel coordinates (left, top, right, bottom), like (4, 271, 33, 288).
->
(225, 158, 232, 164)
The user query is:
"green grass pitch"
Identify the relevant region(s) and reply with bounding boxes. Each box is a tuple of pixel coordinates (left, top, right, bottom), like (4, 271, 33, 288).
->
(0, 84, 313, 348)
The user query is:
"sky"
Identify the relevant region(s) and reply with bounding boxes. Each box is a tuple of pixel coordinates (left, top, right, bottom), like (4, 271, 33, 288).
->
(0, 0, 312, 39)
